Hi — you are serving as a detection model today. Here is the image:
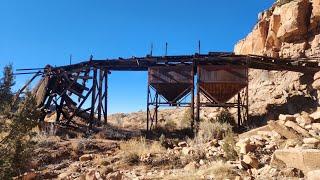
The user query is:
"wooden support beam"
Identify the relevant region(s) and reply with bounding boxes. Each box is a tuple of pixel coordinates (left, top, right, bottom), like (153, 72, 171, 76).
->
(196, 66, 200, 131)
(14, 71, 40, 104)
(90, 69, 97, 129)
(191, 62, 195, 130)
(146, 84, 150, 132)
(237, 93, 241, 126)
(97, 69, 104, 123)
(104, 69, 108, 124)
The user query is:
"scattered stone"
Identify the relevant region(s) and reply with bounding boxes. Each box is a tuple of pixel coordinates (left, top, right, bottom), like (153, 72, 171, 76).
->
(208, 139, 218, 147)
(79, 154, 93, 161)
(303, 138, 320, 145)
(310, 111, 320, 120)
(239, 125, 271, 139)
(21, 171, 38, 180)
(279, 114, 295, 121)
(271, 149, 320, 173)
(268, 120, 300, 139)
(178, 141, 188, 147)
(306, 170, 320, 180)
(106, 171, 123, 180)
(236, 140, 257, 154)
(284, 121, 310, 137)
(243, 154, 259, 169)
(184, 161, 198, 172)
(312, 123, 320, 131)
(296, 115, 313, 126)
(181, 147, 194, 155)
(279, 168, 304, 178)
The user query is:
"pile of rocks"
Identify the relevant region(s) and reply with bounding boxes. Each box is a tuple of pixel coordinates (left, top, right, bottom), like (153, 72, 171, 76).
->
(235, 111, 320, 178)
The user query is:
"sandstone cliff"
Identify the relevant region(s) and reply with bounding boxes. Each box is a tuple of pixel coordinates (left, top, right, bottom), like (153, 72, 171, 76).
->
(235, 0, 320, 58)
(234, 0, 320, 125)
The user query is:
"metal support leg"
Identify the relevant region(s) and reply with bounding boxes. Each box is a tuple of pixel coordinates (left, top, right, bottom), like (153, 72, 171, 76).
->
(104, 70, 108, 124)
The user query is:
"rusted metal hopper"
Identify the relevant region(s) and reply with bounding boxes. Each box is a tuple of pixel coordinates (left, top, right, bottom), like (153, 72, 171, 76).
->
(198, 65, 248, 104)
(148, 66, 193, 103)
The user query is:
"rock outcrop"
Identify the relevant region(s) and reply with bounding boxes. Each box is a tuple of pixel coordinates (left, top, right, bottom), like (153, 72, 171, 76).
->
(235, 0, 320, 58)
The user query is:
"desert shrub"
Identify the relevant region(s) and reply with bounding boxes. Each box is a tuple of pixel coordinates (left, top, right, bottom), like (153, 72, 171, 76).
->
(164, 119, 177, 130)
(180, 108, 192, 128)
(216, 109, 236, 126)
(195, 120, 232, 144)
(119, 137, 165, 164)
(222, 131, 238, 161)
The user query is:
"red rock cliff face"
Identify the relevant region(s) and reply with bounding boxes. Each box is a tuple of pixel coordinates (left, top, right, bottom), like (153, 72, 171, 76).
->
(235, 0, 320, 58)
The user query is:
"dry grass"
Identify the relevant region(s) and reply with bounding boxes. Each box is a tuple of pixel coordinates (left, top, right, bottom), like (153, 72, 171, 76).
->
(197, 161, 237, 179)
(164, 161, 236, 180)
(194, 120, 232, 144)
(119, 137, 165, 164)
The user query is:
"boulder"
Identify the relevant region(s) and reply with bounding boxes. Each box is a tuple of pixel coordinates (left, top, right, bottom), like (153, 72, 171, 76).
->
(271, 149, 320, 173)
(106, 171, 123, 180)
(296, 115, 313, 126)
(284, 121, 311, 137)
(85, 169, 101, 180)
(310, 0, 320, 29)
(79, 154, 93, 162)
(236, 139, 257, 154)
(178, 141, 188, 147)
(303, 138, 320, 145)
(21, 172, 38, 180)
(276, 0, 310, 42)
(181, 147, 194, 156)
(278, 114, 295, 121)
(312, 123, 320, 131)
(268, 120, 300, 139)
(239, 125, 271, 139)
(243, 155, 259, 169)
(307, 169, 320, 180)
(310, 111, 320, 120)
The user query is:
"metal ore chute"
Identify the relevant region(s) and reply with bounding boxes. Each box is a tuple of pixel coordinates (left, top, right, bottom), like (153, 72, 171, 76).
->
(14, 53, 320, 132)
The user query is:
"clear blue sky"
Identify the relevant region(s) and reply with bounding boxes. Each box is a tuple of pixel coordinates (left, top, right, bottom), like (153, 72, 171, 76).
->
(0, 0, 274, 114)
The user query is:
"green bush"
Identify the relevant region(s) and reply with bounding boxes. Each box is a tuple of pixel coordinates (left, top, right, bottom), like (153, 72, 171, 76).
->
(0, 65, 41, 179)
(222, 131, 238, 161)
(216, 109, 236, 126)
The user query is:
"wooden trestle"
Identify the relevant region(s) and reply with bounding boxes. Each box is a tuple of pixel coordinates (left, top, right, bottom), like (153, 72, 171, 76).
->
(15, 52, 320, 132)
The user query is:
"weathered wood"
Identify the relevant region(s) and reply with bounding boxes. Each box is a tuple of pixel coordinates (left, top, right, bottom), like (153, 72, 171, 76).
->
(97, 69, 104, 122)
(90, 69, 97, 128)
(104, 70, 108, 124)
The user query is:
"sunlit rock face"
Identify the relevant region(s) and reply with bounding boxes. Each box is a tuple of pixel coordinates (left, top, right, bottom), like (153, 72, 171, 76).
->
(235, 0, 320, 59)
